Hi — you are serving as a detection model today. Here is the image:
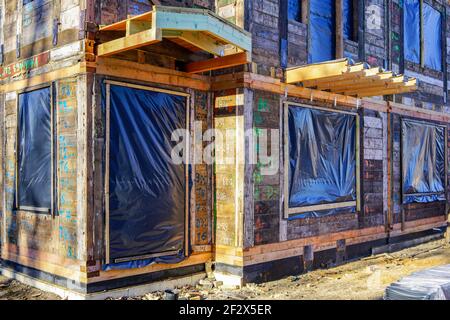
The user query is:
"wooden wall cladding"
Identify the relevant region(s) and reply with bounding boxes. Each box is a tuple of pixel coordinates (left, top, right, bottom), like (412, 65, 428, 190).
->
(56, 77, 78, 259)
(192, 90, 213, 248)
(252, 90, 280, 245)
(2, 77, 80, 262)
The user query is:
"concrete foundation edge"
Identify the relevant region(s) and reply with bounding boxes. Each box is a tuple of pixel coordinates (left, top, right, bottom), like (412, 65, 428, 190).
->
(0, 267, 206, 300)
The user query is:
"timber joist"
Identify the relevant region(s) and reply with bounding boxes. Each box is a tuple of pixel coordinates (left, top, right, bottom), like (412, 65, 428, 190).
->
(286, 58, 418, 98)
(97, 5, 252, 74)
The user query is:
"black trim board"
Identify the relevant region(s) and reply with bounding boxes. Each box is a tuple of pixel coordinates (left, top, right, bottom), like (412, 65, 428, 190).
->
(215, 228, 446, 284)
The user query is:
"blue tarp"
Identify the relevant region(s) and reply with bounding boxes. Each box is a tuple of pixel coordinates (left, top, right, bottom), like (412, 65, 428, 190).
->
(404, 0, 420, 64)
(107, 84, 187, 266)
(288, 106, 357, 218)
(343, 0, 354, 40)
(423, 3, 442, 71)
(18, 87, 52, 211)
(402, 121, 446, 204)
(288, 0, 301, 21)
(309, 0, 335, 63)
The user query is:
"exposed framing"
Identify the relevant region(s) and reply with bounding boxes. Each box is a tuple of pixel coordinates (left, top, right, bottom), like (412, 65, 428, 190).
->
(15, 83, 55, 215)
(104, 80, 190, 265)
(283, 102, 361, 218)
(400, 118, 448, 205)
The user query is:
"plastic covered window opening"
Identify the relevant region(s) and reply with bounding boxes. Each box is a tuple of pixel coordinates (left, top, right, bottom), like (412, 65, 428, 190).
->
(288, 105, 357, 218)
(402, 120, 446, 204)
(107, 84, 187, 264)
(18, 87, 52, 212)
(343, 0, 355, 41)
(309, 0, 336, 63)
(404, 0, 442, 71)
(288, 0, 301, 22)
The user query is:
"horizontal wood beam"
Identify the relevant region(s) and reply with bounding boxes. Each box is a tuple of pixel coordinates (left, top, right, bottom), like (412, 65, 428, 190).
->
(349, 80, 417, 97)
(96, 57, 211, 91)
(163, 30, 226, 56)
(331, 76, 407, 94)
(288, 201, 357, 215)
(286, 59, 349, 83)
(316, 72, 394, 91)
(126, 20, 152, 36)
(302, 67, 381, 88)
(98, 29, 161, 57)
(185, 52, 250, 73)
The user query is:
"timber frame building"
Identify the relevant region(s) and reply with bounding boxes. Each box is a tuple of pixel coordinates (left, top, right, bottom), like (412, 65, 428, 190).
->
(0, 0, 449, 296)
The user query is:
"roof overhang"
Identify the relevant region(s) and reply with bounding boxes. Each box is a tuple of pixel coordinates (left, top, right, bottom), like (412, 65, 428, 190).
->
(286, 58, 418, 98)
(97, 6, 252, 74)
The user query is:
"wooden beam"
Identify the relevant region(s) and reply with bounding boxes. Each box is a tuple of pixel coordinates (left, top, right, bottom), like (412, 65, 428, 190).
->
(154, 6, 252, 52)
(389, 101, 450, 122)
(332, 76, 405, 94)
(185, 52, 250, 73)
(352, 81, 417, 97)
(163, 30, 226, 56)
(126, 20, 152, 36)
(288, 201, 357, 215)
(96, 57, 211, 91)
(301, 66, 381, 88)
(97, 29, 161, 57)
(316, 71, 394, 91)
(286, 59, 349, 83)
(100, 11, 153, 32)
(342, 78, 416, 95)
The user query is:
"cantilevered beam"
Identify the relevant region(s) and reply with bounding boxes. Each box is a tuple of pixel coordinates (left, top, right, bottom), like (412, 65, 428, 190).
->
(286, 59, 349, 84)
(163, 30, 227, 56)
(185, 52, 251, 74)
(98, 29, 161, 57)
(322, 73, 399, 92)
(348, 79, 417, 97)
(153, 6, 252, 53)
(302, 67, 380, 89)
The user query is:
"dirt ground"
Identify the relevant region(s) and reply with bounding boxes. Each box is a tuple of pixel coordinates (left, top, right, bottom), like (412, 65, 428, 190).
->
(0, 277, 60, 300)
(1, 239, 450, 300)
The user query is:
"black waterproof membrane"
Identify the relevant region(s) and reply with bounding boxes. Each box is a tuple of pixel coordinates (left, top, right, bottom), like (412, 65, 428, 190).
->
(288, 106, 357, 217)
(309, 0, 335, 63)
(108, 84, 187, 263)
(18, 87, 52, 211)
(402, 120, 446, 204)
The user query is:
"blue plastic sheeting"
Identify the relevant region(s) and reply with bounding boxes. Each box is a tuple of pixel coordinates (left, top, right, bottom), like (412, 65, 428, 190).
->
(343, 0, 354, 40)
(288, 106, 357, 218)
(107, 84, 187, 264)
(402, 121, 446, 204)
(423, 3, 442, 71)
(18, 87, 52, 211)
(404, 0, 420, 64)
(288, 0, 301, 21)
(309, 0, 335, 63)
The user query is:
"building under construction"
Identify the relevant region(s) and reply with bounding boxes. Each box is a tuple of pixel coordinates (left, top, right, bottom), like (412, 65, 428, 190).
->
(0, 0, 449, 297)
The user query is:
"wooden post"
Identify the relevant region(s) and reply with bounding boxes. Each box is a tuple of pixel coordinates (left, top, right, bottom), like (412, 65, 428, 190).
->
(420, 0, 425, 67)
(446, 126, 450, 244)
(301, 0, 309, 24)
(336, 0, 344, 59)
